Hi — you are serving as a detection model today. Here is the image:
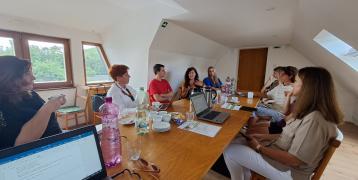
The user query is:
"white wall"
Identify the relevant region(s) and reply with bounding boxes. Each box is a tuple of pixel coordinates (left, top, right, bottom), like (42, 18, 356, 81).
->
(265, 45, 314, 81)
(149, 50, 217, 91)
(0, 14, 102, 106)
(266, 45, 357, 123)
(215, 45, 357, 123)
(214, 48, 239, 87)
(148, 21, 230, 92)
(150, 20, 228, 60)
(101, 15, 162, 89)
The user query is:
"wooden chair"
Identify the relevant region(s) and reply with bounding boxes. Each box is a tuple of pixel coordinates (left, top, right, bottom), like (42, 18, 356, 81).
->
(251, 129, 344, 180)
(56, 89, 88, 130)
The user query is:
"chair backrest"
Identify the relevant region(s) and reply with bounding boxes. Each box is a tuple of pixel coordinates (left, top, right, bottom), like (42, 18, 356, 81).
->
(311, 128, 343, 180)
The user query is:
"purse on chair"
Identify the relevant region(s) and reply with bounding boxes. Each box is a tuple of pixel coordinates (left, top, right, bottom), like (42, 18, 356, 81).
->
(91, 84, 108, 124)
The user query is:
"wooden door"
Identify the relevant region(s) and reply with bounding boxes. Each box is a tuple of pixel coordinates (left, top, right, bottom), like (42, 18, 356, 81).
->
(237, 48, 268, 91)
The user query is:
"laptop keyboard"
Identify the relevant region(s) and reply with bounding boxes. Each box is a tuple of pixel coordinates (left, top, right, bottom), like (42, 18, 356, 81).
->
(203, 111, 220, 119)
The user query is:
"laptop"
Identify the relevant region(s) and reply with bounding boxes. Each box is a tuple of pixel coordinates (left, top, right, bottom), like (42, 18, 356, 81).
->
(190, 92, 230, 124)
(0, 126, 112, 180)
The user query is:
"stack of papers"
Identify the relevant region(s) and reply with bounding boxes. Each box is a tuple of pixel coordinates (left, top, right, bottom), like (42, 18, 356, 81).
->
(178, 121, 221, 137)
(221, 103, 241, 110)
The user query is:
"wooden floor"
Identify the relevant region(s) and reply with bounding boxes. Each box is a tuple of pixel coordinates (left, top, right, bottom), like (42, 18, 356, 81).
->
(204, 122, 358, 180)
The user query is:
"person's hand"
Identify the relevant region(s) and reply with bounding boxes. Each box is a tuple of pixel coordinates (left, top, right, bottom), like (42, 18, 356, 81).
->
(250, 134, 268, 142)
(247, 136, 261, 151)
(194, 80, 202, 86)
(286, 90, 294, 97)
(45, 95, 66, 112)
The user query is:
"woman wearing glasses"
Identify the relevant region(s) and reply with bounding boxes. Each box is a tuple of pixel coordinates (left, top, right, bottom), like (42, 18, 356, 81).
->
(107, 65, 137, 112)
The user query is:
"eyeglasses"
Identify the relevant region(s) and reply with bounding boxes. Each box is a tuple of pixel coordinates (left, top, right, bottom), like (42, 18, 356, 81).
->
(137, 158, 160, 173)
(134, 158, 160, 179)
(111, 168, 142, 179)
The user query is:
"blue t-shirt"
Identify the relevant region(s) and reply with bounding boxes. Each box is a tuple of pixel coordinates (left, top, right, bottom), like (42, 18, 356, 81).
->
(203, 77, 223, 88)
(0, 91, 62, 150)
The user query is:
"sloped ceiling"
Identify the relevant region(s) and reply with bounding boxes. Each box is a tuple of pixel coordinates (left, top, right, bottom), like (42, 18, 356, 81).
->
(169, 0, 297, 48)
(0, 0, 186, 33)
(0, 0, 357, 95)
(150, 20, 229, 60)
(291, 0, 358, 95)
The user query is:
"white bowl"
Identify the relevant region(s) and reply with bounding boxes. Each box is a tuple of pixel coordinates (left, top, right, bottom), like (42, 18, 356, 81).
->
(152, 122, 171, 132)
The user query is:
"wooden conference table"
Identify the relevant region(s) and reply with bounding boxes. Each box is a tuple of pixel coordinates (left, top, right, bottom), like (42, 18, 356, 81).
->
(107, 96, 260, 179)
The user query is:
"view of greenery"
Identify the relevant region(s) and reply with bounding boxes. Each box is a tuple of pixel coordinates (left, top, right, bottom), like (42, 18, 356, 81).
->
(83, 45, 112, 83)
(0, 37, 111, 84)
(0, 38, 15, 56)
(29, 41, 67, 83)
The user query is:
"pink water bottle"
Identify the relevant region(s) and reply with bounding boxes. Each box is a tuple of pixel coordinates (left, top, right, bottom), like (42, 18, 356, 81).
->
(99, 97, 121, 167)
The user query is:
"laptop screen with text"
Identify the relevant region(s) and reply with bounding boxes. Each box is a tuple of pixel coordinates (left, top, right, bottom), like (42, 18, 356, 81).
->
(0, 130, 103, 180)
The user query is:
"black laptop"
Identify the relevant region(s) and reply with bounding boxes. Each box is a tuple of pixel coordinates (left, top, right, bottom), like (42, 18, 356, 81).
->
(190, 92, 230, 124)
(0, 126, 112, 180)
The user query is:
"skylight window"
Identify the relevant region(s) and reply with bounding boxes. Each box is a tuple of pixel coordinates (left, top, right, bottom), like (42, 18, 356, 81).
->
(314, 29, 358, 71)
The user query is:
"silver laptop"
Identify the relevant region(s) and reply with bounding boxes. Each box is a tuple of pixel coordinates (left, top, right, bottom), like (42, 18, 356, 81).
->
(190, 92, 230, 124)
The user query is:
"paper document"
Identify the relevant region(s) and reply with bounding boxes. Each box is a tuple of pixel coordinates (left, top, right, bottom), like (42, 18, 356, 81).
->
(221, 103, 241, 110)
(178, 121, 221, 137)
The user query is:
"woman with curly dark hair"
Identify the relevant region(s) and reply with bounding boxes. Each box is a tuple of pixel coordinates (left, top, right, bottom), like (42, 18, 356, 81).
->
(180, 67, 203, 99)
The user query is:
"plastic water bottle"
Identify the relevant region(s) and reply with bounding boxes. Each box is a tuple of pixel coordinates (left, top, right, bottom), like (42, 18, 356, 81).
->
(189, 90, 195, 112)
(230, 78, 236, 95)
(99, 97, 121, 167)
(225, 76, 231, 95)
(135, 87, 149, 135)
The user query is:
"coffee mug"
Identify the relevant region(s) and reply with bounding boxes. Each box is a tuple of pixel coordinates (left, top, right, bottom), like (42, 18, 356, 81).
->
(162, 114, 172, 122)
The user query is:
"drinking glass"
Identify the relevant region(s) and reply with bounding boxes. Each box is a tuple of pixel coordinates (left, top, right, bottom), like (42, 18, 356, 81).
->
(128, 139, 141, 161)
(185, 112, 195, 121)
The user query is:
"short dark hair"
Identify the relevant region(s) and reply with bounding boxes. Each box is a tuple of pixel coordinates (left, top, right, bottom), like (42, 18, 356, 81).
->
(273, 66, 285, 72)
(282, 66, 298, 82)
(153, 64, 164, 75)
(109, 64, 129, 81)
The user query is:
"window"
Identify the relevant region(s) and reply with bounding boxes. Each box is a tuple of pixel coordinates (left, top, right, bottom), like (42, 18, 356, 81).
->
(0, 37, 16, 56)
(0, 29, 73, 89)
(314, 29, 358, 71)
(82, 42, 111, 84)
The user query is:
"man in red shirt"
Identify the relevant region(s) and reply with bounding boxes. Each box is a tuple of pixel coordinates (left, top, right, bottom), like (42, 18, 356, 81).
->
(148, 64, 173, 104)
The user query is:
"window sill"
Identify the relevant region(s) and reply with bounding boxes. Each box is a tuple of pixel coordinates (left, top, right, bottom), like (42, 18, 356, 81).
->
(35, 86, 75, 91)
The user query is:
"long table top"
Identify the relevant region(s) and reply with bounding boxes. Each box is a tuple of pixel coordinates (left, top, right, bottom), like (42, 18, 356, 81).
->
(107, 97, 260, 179)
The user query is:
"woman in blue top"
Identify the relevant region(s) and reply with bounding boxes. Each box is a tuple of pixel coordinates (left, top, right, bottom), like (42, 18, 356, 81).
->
(0, 56, 65, 150)
(203, 66, 223, 90)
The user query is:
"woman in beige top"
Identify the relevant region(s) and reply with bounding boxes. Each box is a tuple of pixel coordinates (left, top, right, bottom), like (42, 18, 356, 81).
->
(224, 67, 343, 180)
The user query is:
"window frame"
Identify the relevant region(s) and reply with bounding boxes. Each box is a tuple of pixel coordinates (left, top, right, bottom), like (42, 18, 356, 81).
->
(0, 29, 74, 90)
(0, 29, 23, 58)
(81, 41, 111, 85)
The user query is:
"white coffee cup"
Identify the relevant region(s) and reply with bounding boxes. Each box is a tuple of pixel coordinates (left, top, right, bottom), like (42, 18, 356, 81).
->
(247, 92, 254, 99)
(162, 114, 171, 122)
(152, 115, 163, 123)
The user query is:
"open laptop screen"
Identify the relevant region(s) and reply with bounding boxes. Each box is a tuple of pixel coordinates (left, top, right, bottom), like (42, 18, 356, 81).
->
(0, 127, 104, 180)
(191, 93, 209, 114)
